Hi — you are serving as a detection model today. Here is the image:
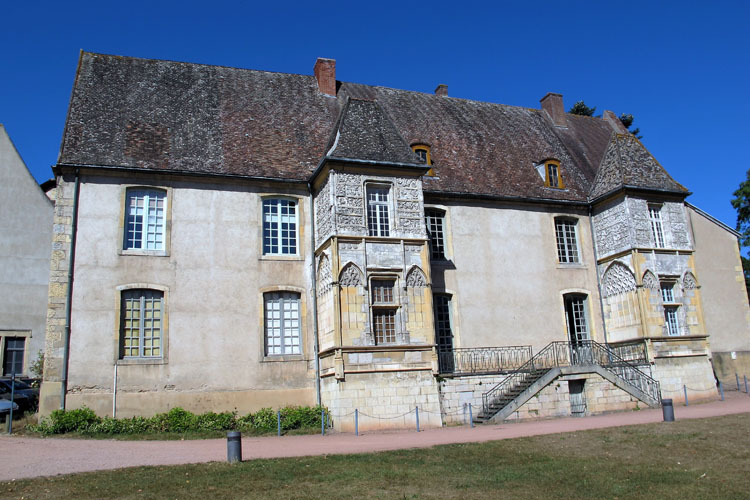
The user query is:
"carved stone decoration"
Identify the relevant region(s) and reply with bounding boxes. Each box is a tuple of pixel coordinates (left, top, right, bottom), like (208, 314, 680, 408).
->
(683, 272, 698, 290)
(601, 262, 636, 298)
(406, 266, 427, 287)
(339, 241, 362, 251)
(315, 175, 333, 247)
(404, 244, 421, 253)
(395, 177, 419, 190)
(339, 263, 363, 287)
(317, 254, 332, 295)
(642, 270, 659, 290)
(592, 201, 630, 257)
(629, 198, 652, 248)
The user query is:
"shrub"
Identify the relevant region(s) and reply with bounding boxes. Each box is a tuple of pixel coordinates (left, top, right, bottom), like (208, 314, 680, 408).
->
(281, 405, 323, 430)
(251, 408, 277, 431)
(35, 406, 101, 435)
(163, 407, 197, 432)
(195, 411, 237, 431)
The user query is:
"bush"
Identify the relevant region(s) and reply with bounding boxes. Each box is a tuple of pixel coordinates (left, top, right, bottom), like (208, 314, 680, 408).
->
(31, 404, 326, 436)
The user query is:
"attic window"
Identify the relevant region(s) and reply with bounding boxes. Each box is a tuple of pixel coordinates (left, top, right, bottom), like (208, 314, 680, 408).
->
(540, 159, 564, 189)
(411, 144, 435, 176)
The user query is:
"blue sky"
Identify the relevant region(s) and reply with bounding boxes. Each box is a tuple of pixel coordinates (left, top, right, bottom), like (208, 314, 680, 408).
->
(2, 1, 748, 227)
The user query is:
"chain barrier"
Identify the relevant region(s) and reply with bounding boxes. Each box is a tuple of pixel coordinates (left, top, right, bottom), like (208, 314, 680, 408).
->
(662, 385, 718, 393)
(356, 408, 416, 420)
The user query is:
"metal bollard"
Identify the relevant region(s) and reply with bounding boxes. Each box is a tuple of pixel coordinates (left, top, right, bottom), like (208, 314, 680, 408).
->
(463, 403, 467, 425)
(719, 381, 724, 401)
(468, 404, 474, 428)
(684, 385, 688, 406)
(737, 373, 741, 391)
(662, 398, 675, 422)
(745, 376, 749, 395)
(277, 410, 281, 436)
(227, 431, 242, 463)
(355, 409, 359, 436)
(415, 406, 420, 432)
(321, 409, 325, 436)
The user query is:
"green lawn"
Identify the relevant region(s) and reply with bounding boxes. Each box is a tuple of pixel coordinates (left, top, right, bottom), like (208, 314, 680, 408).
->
(2, 414, 749, 500)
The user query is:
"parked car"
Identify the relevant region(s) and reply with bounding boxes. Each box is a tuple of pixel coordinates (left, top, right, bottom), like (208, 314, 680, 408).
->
(0, 378, 39, 413)
(0, 399, 20, 418)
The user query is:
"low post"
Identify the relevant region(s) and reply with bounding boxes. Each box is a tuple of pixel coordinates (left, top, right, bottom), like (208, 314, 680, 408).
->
(415, 406, 420, 432)
(277, 410, 281, 436)
(719, 381, 724, 401)
(468, 404, 474, 428)
(463, 403, 467, 425)
(684, 385, 689, 406)
(8, 371, 15, 435)
(321, 409, 325, 436)
(737, 373, 740, 391)
(745, 376, 749, 394)
(662, 398, 675, 422)
(227, 431, 242, 463)
(355, 409, 359, 436)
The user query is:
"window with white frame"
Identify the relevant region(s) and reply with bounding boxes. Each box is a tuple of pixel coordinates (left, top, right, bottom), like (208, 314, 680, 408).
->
(660, 281, 681, 336)
(425, 209, 446, 260)
(366, 185, 391, 237)
(124, 189, 166, 250)
(263, 198, 298, 255)
(649, 204, 665, 248)
(120, 289, 163, 358)
(371, 279, 397, 344)
(555, 218, 580, 263)
(264, 292, 301, 355)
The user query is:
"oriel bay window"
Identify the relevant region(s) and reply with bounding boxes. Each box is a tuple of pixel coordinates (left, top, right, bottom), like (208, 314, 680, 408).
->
(366, 185, 391, 237)
(371, 278, 397, 344)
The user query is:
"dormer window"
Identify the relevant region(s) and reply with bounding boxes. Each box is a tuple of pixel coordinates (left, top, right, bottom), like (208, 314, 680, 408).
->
(544, 160, 564, 188)
(411, 144, 435, 176)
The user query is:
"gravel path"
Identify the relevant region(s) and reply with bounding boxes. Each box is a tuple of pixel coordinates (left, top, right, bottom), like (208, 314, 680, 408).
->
(1, 391, 748, 481)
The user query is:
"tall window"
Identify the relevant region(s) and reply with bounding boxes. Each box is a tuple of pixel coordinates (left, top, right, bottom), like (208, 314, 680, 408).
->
(120, 289, 163, 358)
(371, 279, 397, 344)
(545, 161, 563, 188)
(649, 204, 665, 248)
(425, 209, 446, 260)
(2, 337, 25, 376)
(264, 292, 301, 355)
(564, 294, 589, 344)
(661, 281, 680, 336)
(366, 186, 390, 237)
(555, 218, 579, 263)
(124, 189, 166, 250)
(263, 198, 298, 255)
(433, 294, 453, 352)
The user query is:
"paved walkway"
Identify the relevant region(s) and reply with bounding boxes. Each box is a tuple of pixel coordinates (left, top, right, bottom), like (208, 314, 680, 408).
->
(1, 391, 748, 481)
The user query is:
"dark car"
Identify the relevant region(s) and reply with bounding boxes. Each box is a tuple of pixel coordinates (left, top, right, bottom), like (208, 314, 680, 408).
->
(0, 379, 39, 413)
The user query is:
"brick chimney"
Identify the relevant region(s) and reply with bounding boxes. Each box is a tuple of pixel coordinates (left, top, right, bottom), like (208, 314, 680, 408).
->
(435, 84, 448, 96)
(603, 110, 629, 134)
(540, 92, 566, 127)
(314, 58, 336, 96)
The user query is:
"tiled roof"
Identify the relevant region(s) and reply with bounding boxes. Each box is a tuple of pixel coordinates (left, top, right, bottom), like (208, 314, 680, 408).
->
(589, 134, 688, 200)
(59, 52, 688, 202)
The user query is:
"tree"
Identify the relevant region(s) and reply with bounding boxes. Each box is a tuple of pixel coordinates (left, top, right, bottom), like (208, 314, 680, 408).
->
(569, 100, 596, 116)
(618, 113, 642, 139)
(731, 169, 750, 302)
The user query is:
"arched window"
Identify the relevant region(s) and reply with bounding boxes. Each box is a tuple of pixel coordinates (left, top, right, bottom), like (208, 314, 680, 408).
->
(544, 160, 564, 188)
(411, 144, 435, 176)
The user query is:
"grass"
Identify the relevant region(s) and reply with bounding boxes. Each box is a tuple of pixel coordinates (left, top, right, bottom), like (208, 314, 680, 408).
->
(2, 414, 749, 499)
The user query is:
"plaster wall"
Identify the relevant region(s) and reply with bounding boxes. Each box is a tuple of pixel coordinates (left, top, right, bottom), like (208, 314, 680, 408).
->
(58, 173, 316, 415)
(0, 125, 52, 375)
(435, 201, 603, 350)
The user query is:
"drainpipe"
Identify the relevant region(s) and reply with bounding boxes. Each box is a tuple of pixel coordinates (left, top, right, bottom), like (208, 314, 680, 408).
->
(588, 206, 609, 346)
(61, 169, 81, 409)
(308, 182, 322, 406)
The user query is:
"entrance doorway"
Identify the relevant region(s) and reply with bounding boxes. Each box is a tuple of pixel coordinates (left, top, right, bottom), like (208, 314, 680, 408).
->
(564, 294, 591, 364)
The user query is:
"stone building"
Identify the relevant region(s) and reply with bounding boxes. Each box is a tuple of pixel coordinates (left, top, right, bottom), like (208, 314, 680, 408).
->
(39, 52, 750, 429)
(0, 124, 53, 378)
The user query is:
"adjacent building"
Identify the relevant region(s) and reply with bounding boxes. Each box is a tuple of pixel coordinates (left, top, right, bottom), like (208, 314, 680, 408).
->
(39, 53, 750, 429)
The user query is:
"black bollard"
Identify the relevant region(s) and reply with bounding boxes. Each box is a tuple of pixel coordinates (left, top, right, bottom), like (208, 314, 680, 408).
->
(227, 431, 242, 463)
(662, 398, 675, 422)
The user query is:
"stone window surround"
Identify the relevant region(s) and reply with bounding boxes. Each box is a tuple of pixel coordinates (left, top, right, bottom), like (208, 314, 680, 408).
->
(365, 183, 393, 238)
(118, 185, 172, 257)
(114, 284, 169, 365)
(259, 194, 304, 261)
(258, 285, 308, 362)
(367, 273, 405, 345)
(0, 331, 30, 376)
(554, 216, 582, 266)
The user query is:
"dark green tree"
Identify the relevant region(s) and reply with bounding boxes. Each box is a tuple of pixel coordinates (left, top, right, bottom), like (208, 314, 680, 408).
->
(618, 113, 642, 139)
(568, 100, 596, 116)
(731, 169, 750, 302)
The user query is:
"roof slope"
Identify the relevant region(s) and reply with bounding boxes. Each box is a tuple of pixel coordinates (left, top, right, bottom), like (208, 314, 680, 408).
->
(59, 52, 687, 202)
(589, 134, 687, 200)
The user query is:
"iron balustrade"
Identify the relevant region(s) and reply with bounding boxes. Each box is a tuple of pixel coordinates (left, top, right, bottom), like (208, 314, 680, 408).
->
(607, 341, 648, 365)
(481, 340, 661, 416)
(438, 346, 533, 375)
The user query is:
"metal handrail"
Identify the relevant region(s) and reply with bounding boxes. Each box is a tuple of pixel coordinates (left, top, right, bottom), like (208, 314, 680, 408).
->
(438, 346, 532, 375)
(480, 340, 660, 416)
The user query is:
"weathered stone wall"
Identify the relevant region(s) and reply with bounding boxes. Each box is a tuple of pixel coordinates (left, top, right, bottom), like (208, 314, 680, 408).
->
(438, 374, 508, 425)
(321, 370, 441, 432)
(652, 354, 717, 403)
